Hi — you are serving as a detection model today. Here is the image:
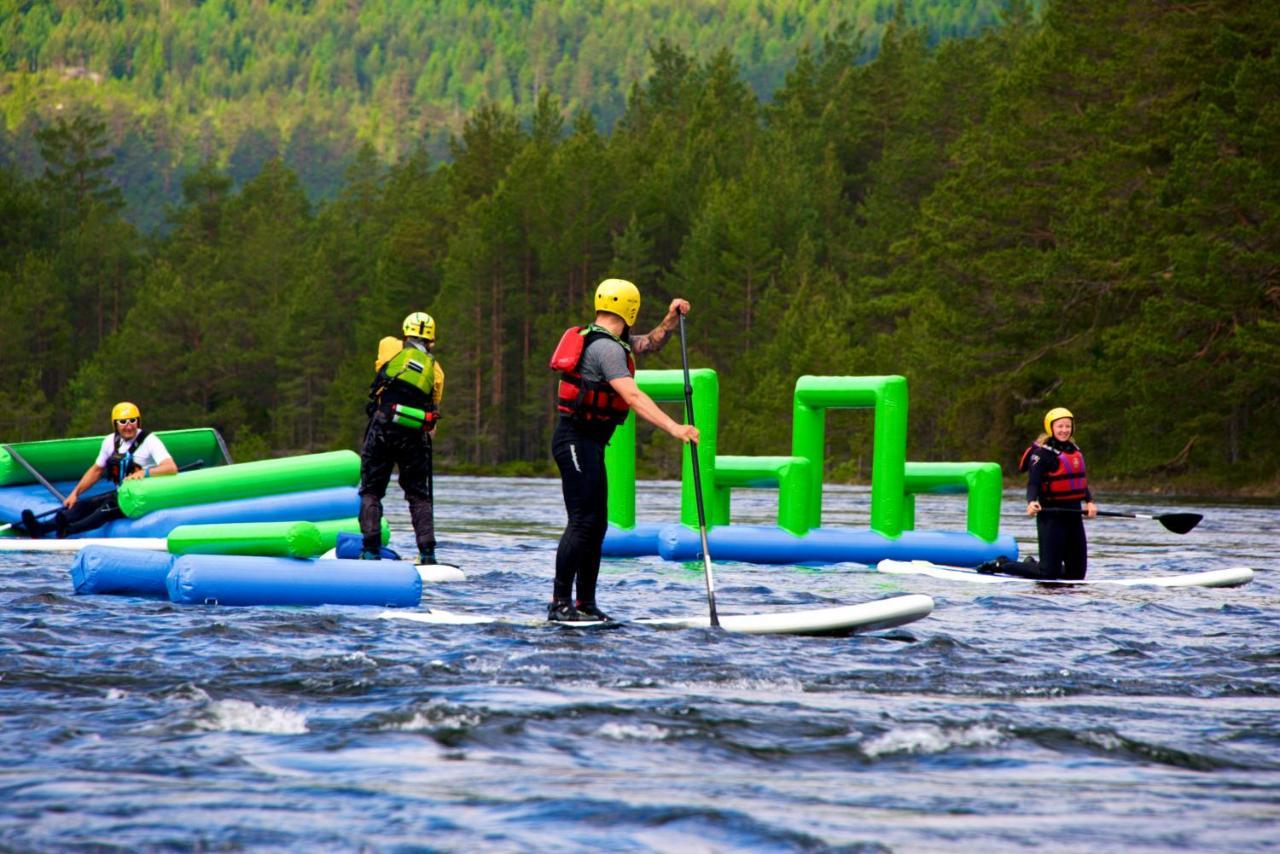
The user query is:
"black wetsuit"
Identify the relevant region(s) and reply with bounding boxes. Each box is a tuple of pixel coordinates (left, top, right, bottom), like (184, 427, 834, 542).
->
(359, 344, 438, 559)
(1025, 438, 1093, 580)
(552, 417, 612, 607)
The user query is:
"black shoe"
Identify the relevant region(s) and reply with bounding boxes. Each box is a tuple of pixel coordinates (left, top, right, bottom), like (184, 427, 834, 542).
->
(417, 551, 437, 565)
(574, 601, 611, 622)
(20, 509, 41, 539)
(547, 599, 581, 622)
(54, 511, 69, 539)
(976, 556, 1010, 575)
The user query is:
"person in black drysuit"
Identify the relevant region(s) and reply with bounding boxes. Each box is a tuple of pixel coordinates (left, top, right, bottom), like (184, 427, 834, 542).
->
(980, 407, 1098, 580)
(358, 312, 444, 564)
(548, 278, 698, 622)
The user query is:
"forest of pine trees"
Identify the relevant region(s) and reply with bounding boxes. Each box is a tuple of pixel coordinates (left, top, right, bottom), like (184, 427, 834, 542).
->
(1, 0, 1277, 492)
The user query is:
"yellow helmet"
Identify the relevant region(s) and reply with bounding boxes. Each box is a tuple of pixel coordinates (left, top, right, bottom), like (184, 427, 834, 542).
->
(594, 278, 641, 326)
(111, 401, 141, 423)
(402, 312, 435, 341)
(1043, 407, 1074, 436)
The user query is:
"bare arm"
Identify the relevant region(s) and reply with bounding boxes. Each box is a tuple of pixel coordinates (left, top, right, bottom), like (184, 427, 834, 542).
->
(64, 465, 105, 508)
(608, 375, 698, 443)
(126, 457, 178, 480)
(629, 299, 690, 355)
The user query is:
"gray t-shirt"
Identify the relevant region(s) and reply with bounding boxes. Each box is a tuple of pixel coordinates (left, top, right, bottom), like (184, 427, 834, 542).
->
(579, 336, 631, 384)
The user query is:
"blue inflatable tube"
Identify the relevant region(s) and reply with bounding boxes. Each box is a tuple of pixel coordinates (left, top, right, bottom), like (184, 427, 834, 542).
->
(70, 545, 175, 597)
(0, 480, 113, 523)
(653, 523, 1018, 566)
(87, 487, 359, 538)
(601, 522, 669, 557)
(600, 522, 1018, 567)
(166, 555, 421, 607)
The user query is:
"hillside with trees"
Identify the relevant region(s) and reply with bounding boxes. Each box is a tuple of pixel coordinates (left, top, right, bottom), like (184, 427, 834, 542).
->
(1, 0, 1015, 230)
(1, 0, 1276, 493)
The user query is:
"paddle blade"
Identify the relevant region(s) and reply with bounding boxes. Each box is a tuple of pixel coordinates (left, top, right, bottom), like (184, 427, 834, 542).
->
(1156, 513, 1202, 534)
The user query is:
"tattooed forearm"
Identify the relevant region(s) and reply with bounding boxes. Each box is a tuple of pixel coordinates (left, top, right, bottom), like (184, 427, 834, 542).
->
(630, 318, 676, 354)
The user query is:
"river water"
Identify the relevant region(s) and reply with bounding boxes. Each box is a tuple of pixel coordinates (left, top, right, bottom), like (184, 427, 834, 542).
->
(2, 477, 1277, 851)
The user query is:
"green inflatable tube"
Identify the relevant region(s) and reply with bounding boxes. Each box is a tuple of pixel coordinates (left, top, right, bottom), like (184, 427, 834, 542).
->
(0, 428, 230, 486)
(312, 516, 390, 550)
(166, 517, 388, 558)
(168, 521, 325, 558)
(117, 450, 360, 518)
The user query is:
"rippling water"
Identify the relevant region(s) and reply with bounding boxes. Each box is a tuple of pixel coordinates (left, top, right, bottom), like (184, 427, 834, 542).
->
(2, 477, 1278, 851)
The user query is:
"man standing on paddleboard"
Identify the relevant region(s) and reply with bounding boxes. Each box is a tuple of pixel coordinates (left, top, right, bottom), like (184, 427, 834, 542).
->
(359, 312, 445, 565)
(547, 279, 698, 622)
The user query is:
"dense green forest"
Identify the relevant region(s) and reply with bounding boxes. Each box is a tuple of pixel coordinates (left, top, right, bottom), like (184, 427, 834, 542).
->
(0, 0, 1015, 231)
(1, 0, 1277, 493)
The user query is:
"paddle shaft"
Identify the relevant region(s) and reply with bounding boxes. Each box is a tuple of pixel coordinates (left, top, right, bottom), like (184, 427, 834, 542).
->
(678, 313, 719, 628)
(1039, 506, 1202, 534)
(1, 444, 66, 502)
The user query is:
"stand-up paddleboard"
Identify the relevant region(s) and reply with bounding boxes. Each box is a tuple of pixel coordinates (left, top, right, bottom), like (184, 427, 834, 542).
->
(380, 593, 934, 636)
(415, 563, 466, 583)
(877, 559, 1254, 589)
(0, 536, 168, 553)
(317, 547, 466, 582)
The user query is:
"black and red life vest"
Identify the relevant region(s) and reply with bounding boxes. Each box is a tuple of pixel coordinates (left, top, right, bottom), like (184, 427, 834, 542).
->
(106, 430, 149, 485)
(550, 325, 635, 426)
(1041, 445, 1089, 502)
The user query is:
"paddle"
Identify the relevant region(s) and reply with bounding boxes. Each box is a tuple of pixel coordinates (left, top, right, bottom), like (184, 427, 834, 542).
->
(0, 506, 61, 535)
(1041, 507, 1203, 535)
(678, 312, 719, 628)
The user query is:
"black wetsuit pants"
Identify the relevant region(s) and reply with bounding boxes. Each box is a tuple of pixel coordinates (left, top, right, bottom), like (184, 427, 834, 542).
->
(552, 418, 609, 607)
(24, 491, 123, 539)
(1036, 505, 1087, 580)
(358, 413, 435, 556)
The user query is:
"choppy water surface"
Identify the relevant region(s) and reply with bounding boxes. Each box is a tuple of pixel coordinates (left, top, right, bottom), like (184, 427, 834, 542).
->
(2, 477, 1278, 851)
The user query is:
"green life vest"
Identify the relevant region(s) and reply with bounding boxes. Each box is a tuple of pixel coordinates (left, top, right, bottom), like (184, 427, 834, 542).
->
(381, 347, 437, 401)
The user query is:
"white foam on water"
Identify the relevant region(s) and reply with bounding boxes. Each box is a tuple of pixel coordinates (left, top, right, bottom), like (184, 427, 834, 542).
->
(202, 698, 309, 734)
(861, 723, 1002, 758)
(597, 721, 673, 741)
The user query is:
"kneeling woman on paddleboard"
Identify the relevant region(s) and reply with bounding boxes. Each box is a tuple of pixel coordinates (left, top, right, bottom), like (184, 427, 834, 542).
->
(1022, 407, 1099, 580)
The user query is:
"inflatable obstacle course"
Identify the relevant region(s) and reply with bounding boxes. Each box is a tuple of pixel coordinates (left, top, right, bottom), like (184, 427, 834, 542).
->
(601, 371, 1017, 566)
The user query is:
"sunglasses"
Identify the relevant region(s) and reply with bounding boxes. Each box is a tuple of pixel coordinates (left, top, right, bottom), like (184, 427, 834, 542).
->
(115, 418, 139, 425)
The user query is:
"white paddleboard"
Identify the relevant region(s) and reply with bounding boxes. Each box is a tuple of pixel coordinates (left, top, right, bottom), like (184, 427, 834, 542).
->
(415, 563, 466, 583)
(877, 559, 1254, 589)
(380, 593, 934, 636)
(0, 536, 168, 553)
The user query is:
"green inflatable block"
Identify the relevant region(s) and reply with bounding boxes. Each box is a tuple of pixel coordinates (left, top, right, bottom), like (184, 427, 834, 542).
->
(168, 521, 325, 558)
(312, 517, 390, 550)
(0, 428, 229, 486)
(118, 450, 359, 518)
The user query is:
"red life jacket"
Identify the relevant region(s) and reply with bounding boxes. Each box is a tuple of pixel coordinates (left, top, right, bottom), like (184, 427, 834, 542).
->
(1042, 446, 1088, 502)
(550, 325, 635, 426)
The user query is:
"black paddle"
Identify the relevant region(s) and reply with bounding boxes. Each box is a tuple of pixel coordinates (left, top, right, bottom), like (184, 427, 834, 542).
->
(1041, 507, 1203, 535)
(678, 312, 719, 628)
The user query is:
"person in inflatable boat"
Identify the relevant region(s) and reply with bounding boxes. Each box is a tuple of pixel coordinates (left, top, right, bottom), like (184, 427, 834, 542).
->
(545, 278, 699, 623)
(358, 311, 446, 564)
(19, 402, 177, 538)
(978, 407, 1099, 580)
